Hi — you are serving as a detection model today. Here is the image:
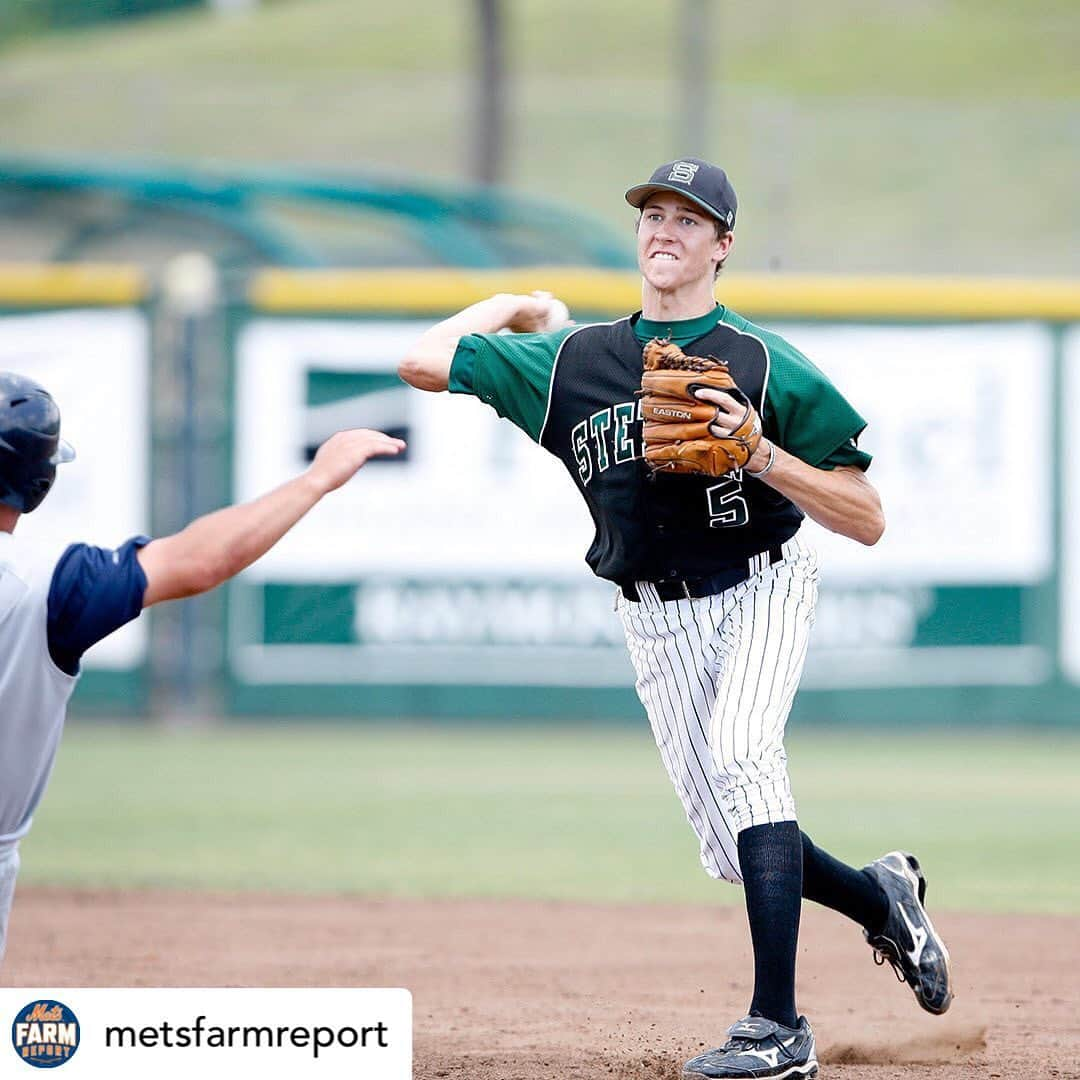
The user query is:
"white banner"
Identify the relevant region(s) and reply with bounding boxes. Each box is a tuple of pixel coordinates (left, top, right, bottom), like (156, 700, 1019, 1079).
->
(777, 321, 1052, 585)
(1, 989, 411, 1079)
(0, 310, 151, 669)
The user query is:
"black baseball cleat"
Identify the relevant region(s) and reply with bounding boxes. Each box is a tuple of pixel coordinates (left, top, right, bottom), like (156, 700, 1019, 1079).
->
(863, 850, 953, 1015)
(682, 1015, 818, 1079)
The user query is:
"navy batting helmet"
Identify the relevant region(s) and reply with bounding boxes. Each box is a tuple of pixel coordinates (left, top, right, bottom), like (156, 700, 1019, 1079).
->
(0, 372, 76, 514)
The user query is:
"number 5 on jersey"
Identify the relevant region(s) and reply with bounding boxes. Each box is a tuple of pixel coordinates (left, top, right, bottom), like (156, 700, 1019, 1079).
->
(706, 474, 750, 528)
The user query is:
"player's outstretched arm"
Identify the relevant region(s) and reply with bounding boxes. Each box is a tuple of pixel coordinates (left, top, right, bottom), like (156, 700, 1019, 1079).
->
(696, 387, 885, 546)
(398, 291, 572, 392)
(137, 429, 405, 607)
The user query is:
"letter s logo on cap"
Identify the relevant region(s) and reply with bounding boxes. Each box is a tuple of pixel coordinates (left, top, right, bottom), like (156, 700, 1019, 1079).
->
(668, 162, 699, 184)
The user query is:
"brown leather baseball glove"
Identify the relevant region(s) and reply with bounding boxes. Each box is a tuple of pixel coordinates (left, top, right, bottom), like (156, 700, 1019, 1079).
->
(639, 337, 762, 476)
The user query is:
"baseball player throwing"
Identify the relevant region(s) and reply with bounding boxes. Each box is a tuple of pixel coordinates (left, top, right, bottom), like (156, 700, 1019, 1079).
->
(399, 158, 952, 1079)
(0, 370, 405, 964)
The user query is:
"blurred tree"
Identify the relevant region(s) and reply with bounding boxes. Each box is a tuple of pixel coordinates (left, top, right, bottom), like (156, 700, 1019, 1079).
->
(678, 0, 711, 155)
(472, 0, 506, 186)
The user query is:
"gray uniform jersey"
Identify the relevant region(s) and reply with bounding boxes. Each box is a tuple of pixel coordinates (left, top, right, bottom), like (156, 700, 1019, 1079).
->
(0, 534, 78, 845)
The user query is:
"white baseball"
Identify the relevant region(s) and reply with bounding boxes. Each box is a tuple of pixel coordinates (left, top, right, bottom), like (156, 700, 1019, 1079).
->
(543, 297, 571, 330)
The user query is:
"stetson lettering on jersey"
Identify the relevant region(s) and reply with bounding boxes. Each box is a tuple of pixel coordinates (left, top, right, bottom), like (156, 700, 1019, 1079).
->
(571, 400, 644, 483)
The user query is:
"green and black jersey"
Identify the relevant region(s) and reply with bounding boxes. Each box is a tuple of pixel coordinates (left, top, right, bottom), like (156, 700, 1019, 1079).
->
(450, 304, 870, 585)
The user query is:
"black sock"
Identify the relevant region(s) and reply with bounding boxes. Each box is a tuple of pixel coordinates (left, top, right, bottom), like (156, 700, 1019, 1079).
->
(801, 832, 888, 932)
(737, 821, 802, 1030)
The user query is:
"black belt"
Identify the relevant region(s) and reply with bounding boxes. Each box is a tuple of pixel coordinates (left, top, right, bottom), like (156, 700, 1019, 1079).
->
(620, 546, 785, 603)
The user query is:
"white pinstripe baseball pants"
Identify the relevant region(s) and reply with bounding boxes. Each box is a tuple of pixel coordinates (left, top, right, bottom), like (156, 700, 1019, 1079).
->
(616, 535, 819, 884)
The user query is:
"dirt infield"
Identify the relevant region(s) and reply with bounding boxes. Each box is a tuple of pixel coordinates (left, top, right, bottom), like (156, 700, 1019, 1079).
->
(5, 888, 1078, 1079)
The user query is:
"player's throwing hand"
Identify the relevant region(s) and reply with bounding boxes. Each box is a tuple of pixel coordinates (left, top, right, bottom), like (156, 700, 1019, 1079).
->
(505, 291, 574, 334)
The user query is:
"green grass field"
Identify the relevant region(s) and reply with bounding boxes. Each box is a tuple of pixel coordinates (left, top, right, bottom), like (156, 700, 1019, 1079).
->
(20, 723, 1080, 915)
(0, 0, 1076, 274)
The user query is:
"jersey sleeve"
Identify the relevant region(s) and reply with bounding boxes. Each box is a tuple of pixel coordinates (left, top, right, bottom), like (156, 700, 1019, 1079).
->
(449, 327, 575, 442)
(760, 329, 871, 469)
(46, 535, 150, 676)
(818, 437, 873, 472)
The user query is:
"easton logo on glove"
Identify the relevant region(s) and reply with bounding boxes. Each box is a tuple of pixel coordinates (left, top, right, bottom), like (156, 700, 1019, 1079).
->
(639, 337, 762, 477)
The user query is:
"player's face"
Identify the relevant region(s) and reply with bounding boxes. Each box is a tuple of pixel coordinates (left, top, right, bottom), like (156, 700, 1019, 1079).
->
(636, 193, 731, 291)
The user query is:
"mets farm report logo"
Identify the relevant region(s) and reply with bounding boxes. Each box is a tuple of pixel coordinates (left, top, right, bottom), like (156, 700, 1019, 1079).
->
(11, 1000, 80, 1068)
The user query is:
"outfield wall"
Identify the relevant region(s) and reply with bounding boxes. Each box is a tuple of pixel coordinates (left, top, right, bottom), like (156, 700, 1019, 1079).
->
(4, 264, 1080, 723)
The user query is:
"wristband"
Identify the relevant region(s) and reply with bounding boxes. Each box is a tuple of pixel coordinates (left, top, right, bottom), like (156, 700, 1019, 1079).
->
(745, 439, 776, 478)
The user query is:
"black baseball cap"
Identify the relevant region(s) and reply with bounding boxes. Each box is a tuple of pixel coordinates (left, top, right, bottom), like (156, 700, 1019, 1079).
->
(625, 158, 737, 230)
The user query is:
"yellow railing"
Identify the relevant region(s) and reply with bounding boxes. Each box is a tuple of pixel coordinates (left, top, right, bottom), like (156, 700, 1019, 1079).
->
(250, 269, 1080, 321)
(2, 264, 1078, 321)
(0, 264, 146, 306)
